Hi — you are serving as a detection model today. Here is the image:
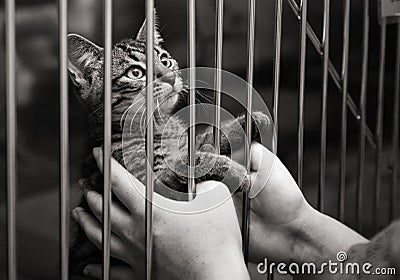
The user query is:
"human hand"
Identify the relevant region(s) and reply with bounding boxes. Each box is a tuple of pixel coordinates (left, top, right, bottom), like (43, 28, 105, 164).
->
(233, 142, 312, 264)
(81, 264, 134, 280)
(72, 148, 250, 280)
(234, 142, 367, 271)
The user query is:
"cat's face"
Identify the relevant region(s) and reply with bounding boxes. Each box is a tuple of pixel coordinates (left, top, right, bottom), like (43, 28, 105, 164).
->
(67, 20, 183, 125)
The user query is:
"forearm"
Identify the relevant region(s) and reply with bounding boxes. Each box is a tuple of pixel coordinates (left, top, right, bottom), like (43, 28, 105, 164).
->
(291, 208, 368, 280)
(293, 208, 368, 265)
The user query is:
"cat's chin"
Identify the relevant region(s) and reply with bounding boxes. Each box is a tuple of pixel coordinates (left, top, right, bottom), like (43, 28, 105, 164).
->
(173, 80, 183, 93)
(161, 92, 179, 111)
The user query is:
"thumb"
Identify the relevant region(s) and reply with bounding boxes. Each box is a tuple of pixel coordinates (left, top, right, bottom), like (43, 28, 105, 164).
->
(190, 181, 234, 211)
(153, 181, 234, 215)
(250, 142, 276, 172)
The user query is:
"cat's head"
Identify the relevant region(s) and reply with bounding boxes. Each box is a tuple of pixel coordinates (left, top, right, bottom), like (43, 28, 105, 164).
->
(67, 19, 183, 126)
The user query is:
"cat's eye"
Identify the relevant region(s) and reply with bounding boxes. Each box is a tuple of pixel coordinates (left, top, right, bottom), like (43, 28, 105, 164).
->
(127, 67, 145, 79)
(161, 58, 173, 68)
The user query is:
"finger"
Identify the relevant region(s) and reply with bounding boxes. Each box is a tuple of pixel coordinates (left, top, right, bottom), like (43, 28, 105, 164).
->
(85, 190, 141, 241)
(92, 148, 145, 214)
(83, 264, 101, 279)
(250, 142, 276, 172)
(191, 181, 235, 211)
(230, 147, 245, 166)
(249, 168, 274, 199)
(72, 207, 131, 262)
(152, 181, 234, 214)
(83, 264, 135, 280)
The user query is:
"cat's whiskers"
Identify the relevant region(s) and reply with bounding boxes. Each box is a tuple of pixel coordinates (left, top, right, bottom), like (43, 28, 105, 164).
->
(139, 106, 147, 137)
(156, 99, 166, 125)
(195, 78, 211, 88)
(88, 103, 104, 118)
(129, 102, 145, 134)
(120, 96, 145, 128)
(196, 89, 213, 103)
(180, 88, 212, 112)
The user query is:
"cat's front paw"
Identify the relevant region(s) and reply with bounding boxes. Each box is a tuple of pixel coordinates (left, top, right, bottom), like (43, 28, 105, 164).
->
(224, 161, 251, 193)
(251, 111, 272, 142)
(239, 173, 251, 192)
(236, 111, 272, 143)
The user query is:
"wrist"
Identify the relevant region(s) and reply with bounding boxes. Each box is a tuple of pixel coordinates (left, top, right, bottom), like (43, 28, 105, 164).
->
(291, 207, 328, 265)
(291, 208, 368, 266)
(161, 243, 249, 280)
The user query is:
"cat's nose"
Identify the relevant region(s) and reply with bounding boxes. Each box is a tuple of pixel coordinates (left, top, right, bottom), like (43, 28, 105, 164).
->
(157, 72, 176, 84)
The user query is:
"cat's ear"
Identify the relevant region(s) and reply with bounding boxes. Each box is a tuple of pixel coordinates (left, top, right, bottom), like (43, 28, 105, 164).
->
(67, 34, 103, 88)
(136, 14, 163, 45)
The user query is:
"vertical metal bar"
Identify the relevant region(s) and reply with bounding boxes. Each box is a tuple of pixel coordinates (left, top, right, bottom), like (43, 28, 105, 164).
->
(102, 0, 112, 278)
(297, 0, 308, 189)
(59, 0, 69, 278)
(188, 0, 196, 201)
(243, 0, 256, 265)
(213, 0, 224, 155)
(5, 0, 17, 279)
(356, 0, 369, 231)
(319, 0, 330, 212)
(339, 0, 350, 222)
(374, 19, 386, 230)
(145, 1, 155, 279)
(391, 23, 400, 221)
(272, 0, 283, 154)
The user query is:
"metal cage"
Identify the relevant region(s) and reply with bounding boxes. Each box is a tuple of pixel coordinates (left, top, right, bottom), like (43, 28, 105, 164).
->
(2, 0, 400, 279)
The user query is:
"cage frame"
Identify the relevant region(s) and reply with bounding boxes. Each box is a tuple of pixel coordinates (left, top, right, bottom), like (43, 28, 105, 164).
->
(3, 0, 400, 279)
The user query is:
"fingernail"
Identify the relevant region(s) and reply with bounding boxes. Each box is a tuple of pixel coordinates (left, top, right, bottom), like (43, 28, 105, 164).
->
(72, 208, 79, 221)
(92, 147, 101, 158)
(78, 179, 86, 189)
(84, 190, 95, 199)
(83, 266, 91, 276)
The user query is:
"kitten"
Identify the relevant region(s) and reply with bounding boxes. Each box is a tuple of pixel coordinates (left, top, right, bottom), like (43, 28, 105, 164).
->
(67, 19, 270, 278)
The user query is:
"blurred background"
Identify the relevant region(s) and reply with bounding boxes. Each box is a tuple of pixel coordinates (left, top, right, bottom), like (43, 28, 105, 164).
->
(0, 0, 399, 279)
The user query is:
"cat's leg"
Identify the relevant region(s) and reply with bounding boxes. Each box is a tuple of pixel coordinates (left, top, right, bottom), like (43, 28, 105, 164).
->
(195, 152, 250, 192)
(159, 151, 250, 194)
(224, 111, 271, 149)
(196, 111, 271, 155)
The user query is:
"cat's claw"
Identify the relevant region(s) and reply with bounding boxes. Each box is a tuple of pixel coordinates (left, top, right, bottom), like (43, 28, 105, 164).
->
(235, 111, 272, 143)
(239, 174, 251, 192)
(250, 111, 272, 142)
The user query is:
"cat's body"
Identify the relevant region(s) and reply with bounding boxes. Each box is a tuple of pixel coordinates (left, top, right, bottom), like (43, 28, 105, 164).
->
(68, 19, 270, 278)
